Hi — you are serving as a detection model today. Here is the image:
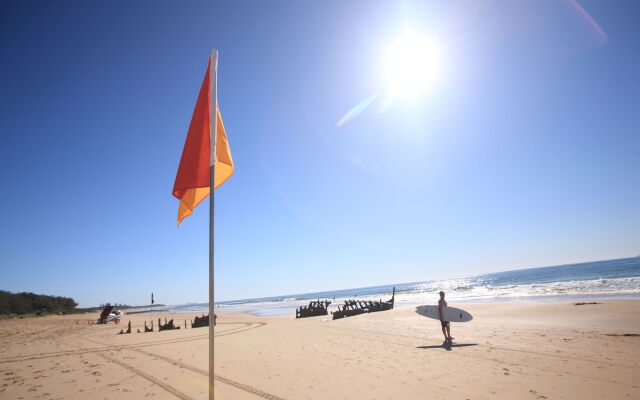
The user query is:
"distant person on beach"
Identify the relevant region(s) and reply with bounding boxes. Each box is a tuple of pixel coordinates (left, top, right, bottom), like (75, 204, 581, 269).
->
(438, 291, 453, 342)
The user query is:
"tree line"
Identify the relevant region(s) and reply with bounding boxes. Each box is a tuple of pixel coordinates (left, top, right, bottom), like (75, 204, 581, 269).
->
(0, 290, 78, 315)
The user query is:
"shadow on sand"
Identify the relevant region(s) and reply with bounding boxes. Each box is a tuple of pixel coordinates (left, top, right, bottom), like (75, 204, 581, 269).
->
(417, 342, 478, 351)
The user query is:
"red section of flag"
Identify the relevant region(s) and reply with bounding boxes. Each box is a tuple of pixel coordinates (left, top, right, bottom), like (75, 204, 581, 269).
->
(172, 58, 211, 201)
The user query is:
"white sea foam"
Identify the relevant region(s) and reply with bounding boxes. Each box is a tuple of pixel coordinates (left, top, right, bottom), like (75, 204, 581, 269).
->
(395, 276, 640, 304)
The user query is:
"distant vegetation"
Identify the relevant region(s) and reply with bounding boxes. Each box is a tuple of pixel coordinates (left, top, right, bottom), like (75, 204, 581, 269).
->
(0, 290, 78, 316)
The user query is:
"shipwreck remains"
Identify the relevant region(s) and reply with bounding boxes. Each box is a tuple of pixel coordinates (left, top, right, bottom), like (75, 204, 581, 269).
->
(296, 300, 331, 319)
(191, 313, 216, 328)
(331, 287, 395, 320)
(118, 321, 132, 334)
(158, 317, 180, 331)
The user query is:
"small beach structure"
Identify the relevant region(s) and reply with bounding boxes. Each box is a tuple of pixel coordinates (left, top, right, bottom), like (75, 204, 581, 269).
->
(296, 300, 331, 318)
(97, 304, 124, 324)
(97, 305, 114, 324)
(191, 313, 216, 328)
(332, 287, 395, 320)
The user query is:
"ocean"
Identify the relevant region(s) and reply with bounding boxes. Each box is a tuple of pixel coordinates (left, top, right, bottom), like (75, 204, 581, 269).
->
(159, 256, 640, 316)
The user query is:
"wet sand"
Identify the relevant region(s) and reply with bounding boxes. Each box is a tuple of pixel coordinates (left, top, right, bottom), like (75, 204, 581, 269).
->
(1, 300, 639, 399)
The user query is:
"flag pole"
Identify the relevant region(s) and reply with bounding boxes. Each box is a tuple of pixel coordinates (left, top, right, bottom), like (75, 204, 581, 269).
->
(208, 49, 218, 400)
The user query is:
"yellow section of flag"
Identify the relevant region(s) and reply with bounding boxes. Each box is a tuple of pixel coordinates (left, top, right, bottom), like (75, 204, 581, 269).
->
(174, 110, 234, 225)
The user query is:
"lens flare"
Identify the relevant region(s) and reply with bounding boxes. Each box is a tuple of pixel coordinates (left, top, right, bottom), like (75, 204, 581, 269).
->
(336, 93, 378, 126)
(568, 0, 608, 44)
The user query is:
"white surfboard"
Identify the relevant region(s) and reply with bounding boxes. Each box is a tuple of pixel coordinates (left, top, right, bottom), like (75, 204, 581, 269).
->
(415, 305, 473, 323)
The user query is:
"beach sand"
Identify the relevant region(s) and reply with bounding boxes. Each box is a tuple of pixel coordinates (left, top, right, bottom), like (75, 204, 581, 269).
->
(1, 300, 638, 399)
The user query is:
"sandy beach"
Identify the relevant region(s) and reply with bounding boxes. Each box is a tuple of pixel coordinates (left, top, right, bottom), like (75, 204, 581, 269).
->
(1, 300, 638, 399)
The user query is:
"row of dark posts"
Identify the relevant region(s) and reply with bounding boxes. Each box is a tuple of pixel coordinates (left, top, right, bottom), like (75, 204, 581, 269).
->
(117, 314, 216, 334)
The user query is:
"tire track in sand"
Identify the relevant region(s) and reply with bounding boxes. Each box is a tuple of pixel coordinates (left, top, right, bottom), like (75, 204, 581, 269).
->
(99, 352, 194, 400)
(81, 322, 284, 400)
(0, 322, 266, 364)
(84, 321, 281, 399)
(3, 321, 280, 399)
(133, 348, 286, 400)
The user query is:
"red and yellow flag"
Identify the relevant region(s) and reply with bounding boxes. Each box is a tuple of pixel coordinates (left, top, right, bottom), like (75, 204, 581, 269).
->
(172, 57, 233, 225)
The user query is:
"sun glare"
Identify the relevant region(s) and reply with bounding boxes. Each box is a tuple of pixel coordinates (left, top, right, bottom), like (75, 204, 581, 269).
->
(337, 31, 443, 126)
(383, 32, 441, 100)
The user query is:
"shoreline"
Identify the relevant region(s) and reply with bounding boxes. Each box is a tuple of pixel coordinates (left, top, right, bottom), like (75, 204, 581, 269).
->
(177, 292, 640, 317)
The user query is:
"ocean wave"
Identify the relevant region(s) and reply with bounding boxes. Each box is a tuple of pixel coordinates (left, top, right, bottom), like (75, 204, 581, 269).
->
(398, 276, 640, 303)
(211, 276, 640, 314)
(176, 258, 640, 315)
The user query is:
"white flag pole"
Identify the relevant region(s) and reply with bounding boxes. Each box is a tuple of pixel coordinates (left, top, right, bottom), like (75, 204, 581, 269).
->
(208, 49, 218, 400)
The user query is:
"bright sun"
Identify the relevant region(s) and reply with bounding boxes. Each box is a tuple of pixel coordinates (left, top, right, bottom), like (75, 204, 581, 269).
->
(383, 32, 441, 99)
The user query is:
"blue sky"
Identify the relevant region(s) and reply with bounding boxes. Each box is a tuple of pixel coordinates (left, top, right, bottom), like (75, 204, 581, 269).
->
(1, 1, 638, 307)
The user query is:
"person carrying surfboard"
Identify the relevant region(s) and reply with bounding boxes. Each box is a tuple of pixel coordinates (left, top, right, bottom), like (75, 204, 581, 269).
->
(438, 291, 453, 342)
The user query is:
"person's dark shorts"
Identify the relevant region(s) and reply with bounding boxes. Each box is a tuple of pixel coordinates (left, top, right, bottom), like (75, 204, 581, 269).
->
(441, 320, 450, 328)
